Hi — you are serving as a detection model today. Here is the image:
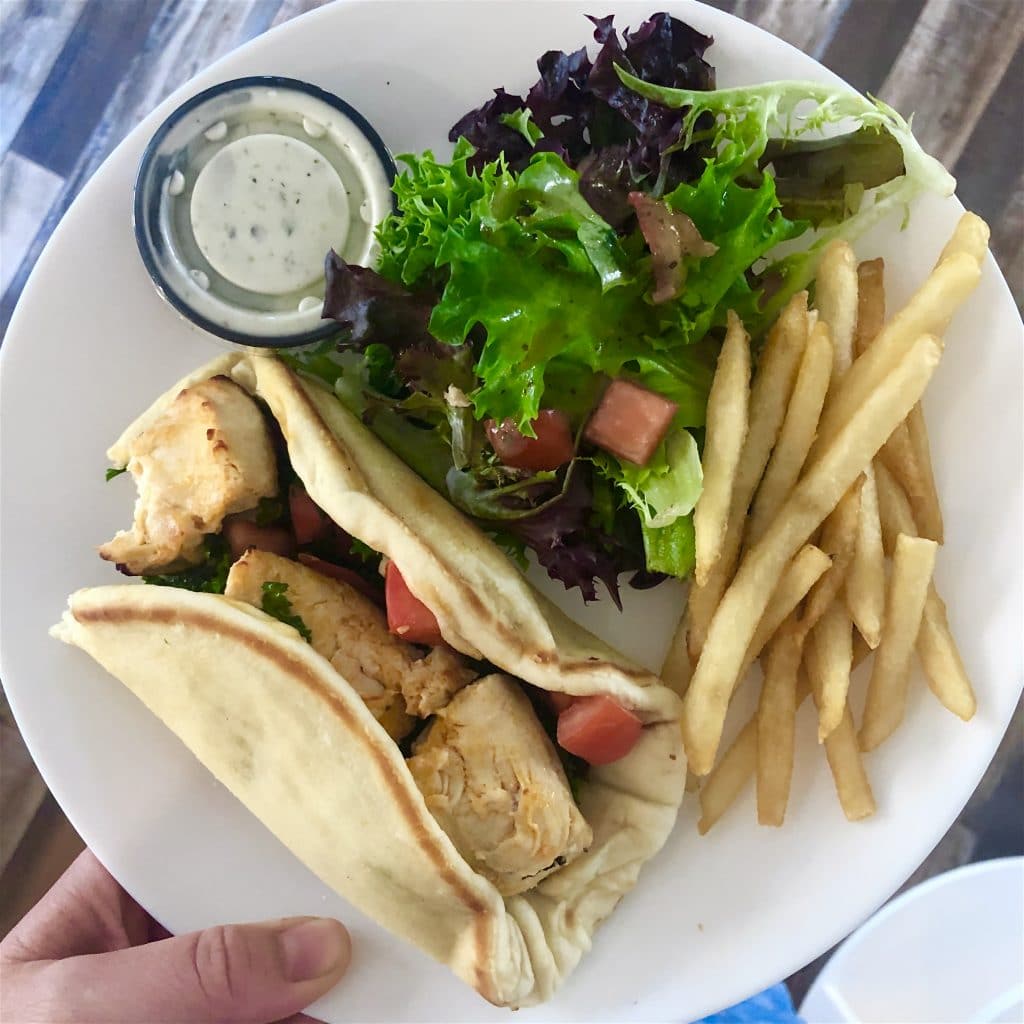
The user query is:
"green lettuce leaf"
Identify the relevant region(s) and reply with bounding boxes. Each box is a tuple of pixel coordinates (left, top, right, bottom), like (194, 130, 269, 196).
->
(641, 515, 696, 577)
(614, 70, 956, 331)
(375, 144, 715, 433)
(662, 165, 803, 341)
(499, 107, 544, 147)
(595, 425, 703, 528)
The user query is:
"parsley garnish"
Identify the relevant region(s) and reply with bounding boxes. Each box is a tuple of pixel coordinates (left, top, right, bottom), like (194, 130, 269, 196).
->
(105, 466, 128, 481)
(142, 536, 232, 594)
(349, 538, 379, 563)
(253, 496, 285, 526)
(260, 581, 312, 642)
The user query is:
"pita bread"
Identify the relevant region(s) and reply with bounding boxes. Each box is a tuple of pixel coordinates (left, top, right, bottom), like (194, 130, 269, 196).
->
(56, 353, 687, 1005)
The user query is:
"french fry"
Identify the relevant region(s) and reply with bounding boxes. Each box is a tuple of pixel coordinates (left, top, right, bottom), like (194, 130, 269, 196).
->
(803, 241, 862, 633)
(757, 627, 802, 826)
(747, 321, 833, 546)
(799, 480, 862, 636)
(685, 294, 809, 659)
(854, 258, 886, 358)
(699, 671, 816, 836)
(855, 249, 948, 545)
(905, 403, 943, 542)
(895, 214, 990, 548)
(845, 466, 886, 648)
(879, 421, 938, 540)
(803, 660, 877, 821)
(683, 333, 943, 775)
(823, 708, 872, 819)
(700, 672, 814, 835)
(939, 211, 991, 269)
(810, 599, 853, 741)
(694, 312, 751, 586)
(918, 587, 977, 721)
(874, 459, 917, 554)
(660, 613, 692, 697)
(810, 252, 980, 459)
(742, 545, 831, 673)
(874, 462, 977, 720)
(860, 534, 938, 751)
(847, 257, 888, 647)
(925, 223, 990, 545)
(697, 717, 757, 834)
(815, 240, 858, 378)
(823, 706, 877, 820)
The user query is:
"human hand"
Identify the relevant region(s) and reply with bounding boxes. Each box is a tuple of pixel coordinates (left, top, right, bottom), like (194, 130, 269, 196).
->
(0, 849, 351, 1023)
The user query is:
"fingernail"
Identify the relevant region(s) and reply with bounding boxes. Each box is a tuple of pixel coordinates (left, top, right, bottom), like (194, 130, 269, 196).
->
(280, 918, 350, 982)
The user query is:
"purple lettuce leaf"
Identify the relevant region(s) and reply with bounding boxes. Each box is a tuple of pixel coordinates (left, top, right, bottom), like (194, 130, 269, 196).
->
(322, 250, 436, 350)
(448, 12, 716, 208)
(504, 468, 647, 607)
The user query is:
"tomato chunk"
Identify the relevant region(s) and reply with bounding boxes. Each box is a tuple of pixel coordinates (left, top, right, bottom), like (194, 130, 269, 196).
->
(557, 695, 643, 765)
(297, 553, 379, 601)
(547, 691, 575, 714)
(289, 484, 329, 545)
(223, 519, 296, 560)
(583, 379, 677, 466)
(385, 562, 445, 646)
(485, 409, 574, 471)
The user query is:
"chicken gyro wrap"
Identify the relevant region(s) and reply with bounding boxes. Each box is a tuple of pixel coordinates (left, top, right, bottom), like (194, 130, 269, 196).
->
(52, 353, 685, 1007)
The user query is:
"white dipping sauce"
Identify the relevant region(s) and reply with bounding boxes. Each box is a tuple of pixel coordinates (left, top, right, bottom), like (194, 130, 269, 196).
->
(138, 79, 394, 342)
(190, 133, 350, 295)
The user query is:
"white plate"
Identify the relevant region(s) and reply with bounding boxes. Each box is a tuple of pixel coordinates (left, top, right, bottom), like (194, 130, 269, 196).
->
(1, 2, 1021, 1021)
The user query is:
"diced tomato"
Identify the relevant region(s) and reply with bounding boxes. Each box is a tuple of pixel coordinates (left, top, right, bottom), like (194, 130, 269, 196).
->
(289, 484, 329, 545)
(385, 562, 445, 646)
(223, 518, 296, 560)
(485, 409, 574, 471)
(297, 553, 379, 601)
(583, 379, 678, 466)
(556, 695, 643, 766)
(547, 691, 575, 714)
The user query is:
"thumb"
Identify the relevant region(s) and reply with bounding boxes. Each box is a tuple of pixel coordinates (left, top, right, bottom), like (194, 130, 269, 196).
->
(35, 915, 351, 1023)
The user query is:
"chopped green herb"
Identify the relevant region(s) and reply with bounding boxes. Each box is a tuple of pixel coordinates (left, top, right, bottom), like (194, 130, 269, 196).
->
(253, 496, 285, 526)
(260, 581, 312, 642)
(349, 538, 379, 564)
(142, 536, 232, 594)
(105, 466, 128, 481)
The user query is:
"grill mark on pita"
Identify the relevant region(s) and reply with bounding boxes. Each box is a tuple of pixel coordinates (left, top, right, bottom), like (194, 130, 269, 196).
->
(474, 913, 499, 1005)
(73, 601, 492, 928)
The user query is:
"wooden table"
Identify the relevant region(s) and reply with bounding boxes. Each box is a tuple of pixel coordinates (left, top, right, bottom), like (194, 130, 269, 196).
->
(1, 0, 1021, 1007)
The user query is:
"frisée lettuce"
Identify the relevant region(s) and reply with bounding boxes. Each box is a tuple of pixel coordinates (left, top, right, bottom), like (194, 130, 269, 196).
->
(616, 69, 956, 331)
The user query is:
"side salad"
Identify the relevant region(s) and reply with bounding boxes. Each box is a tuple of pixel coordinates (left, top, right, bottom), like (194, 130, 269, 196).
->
(289, 11, 953, 604)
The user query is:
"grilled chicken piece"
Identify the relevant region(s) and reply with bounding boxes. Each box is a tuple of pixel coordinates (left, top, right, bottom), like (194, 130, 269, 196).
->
(407, 675, 592, 896)
(224, 551, 475, 738)
(100, 378, 277, 575)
